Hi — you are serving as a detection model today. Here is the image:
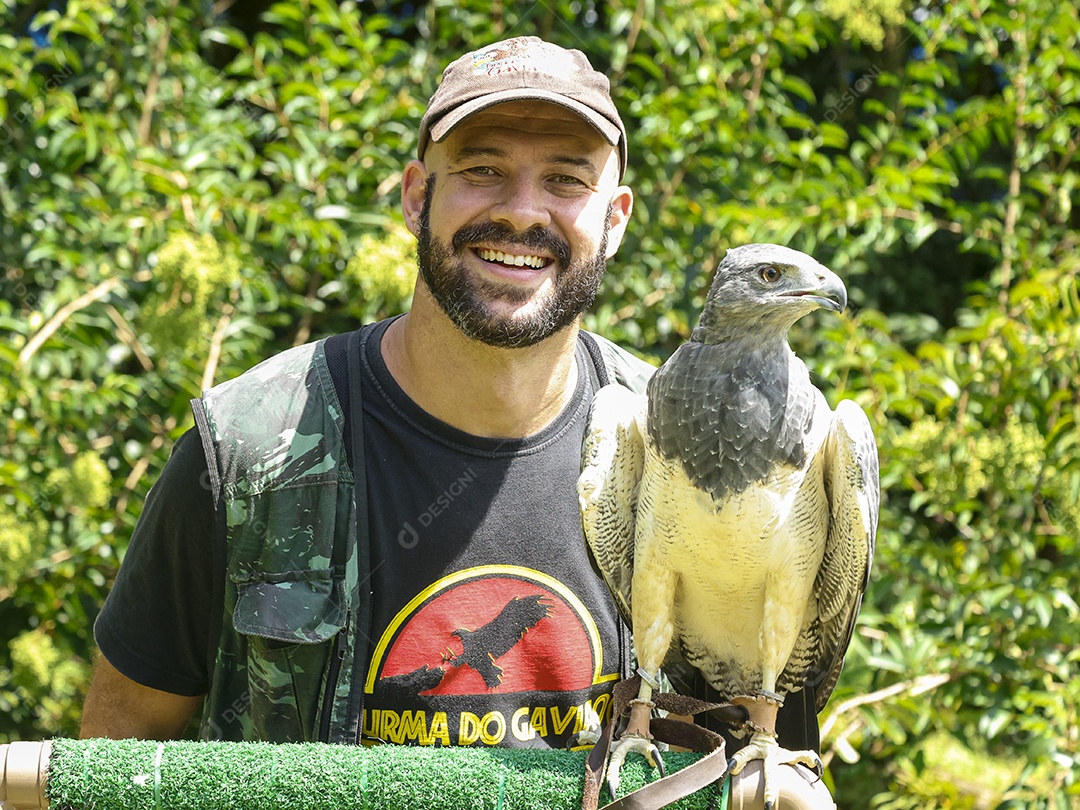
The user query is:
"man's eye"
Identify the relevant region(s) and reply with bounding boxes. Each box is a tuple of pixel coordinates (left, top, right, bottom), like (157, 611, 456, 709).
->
(465, 166, 497, 177)
(552, 174, 585, 186)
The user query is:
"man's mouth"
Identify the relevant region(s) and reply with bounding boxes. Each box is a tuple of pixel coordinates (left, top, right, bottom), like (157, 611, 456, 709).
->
(476, 248, 549, 269)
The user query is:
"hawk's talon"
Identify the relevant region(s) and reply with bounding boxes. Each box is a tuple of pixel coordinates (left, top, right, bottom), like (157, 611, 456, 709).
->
(652, 745, 666, 778)
(729, 731, 825, 810)
(568, 729, 601, 749)
(605, 733, 665, 797)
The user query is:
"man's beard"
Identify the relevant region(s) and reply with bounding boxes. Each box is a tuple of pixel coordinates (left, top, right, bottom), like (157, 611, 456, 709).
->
(415, 174, 610, 350)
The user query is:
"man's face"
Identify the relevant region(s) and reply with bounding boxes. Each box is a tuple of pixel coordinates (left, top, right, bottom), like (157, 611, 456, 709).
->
(405, 101, 632, 349)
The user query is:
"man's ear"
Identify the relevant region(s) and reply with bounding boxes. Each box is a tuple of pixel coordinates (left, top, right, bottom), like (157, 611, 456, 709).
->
(604, 185, 634, 259)
(401, 159, 429, 237)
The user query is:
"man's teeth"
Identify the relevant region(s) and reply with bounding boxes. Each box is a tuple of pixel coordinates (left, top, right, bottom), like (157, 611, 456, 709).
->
(478, 249, 546, 269)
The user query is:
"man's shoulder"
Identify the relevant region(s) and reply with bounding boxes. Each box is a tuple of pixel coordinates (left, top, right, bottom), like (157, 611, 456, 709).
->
(582, 330, 656, 394)
(203, 340, 324, 401)
(201, 320, 385, 402)
(194, 328, 360, 456)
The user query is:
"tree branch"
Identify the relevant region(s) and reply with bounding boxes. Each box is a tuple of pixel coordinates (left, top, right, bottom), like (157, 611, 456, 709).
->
(820, 671, 953, 751)
(114, 431, 167, 517)
(104, 304, 154, 371)
(137, 2, 179, 145)
(998, 23, 1029, 310)
(201, 303, 235, 392)
(291, 271, 322, 348)
(18, 276, 123, 367)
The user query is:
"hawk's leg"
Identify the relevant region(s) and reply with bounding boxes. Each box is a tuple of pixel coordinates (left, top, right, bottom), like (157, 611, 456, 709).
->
(605, 671, 665, 796)
(605, 558, 676, 795)
(728, 693, 823, 810)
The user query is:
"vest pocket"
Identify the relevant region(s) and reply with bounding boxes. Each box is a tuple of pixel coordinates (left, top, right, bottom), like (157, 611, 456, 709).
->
(232, 573, 346, 741)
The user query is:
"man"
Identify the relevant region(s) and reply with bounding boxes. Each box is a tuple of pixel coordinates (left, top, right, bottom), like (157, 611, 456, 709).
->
(80, 35, 652, 748)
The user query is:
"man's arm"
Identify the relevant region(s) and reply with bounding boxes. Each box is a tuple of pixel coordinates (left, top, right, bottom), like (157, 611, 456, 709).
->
(80, 655, 204, 739)
(83, 429, 215, 739)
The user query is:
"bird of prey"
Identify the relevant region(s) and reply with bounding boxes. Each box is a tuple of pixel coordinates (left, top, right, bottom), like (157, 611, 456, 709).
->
(451, 595, 553, 688)
(579, 244, 878, 806)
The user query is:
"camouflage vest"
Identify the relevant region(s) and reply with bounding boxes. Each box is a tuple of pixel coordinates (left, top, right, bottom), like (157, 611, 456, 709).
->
(192, 326, 653, 743)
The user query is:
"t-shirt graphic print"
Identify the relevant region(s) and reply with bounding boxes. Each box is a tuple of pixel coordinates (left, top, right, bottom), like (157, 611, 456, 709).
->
(364, 566, 618, 748)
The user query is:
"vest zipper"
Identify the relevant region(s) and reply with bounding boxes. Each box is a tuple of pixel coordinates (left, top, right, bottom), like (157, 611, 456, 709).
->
(319, 615, 349, 742)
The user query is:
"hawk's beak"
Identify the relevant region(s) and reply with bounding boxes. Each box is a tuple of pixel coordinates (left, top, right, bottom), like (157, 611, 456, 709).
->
(782, 268, 847, 313)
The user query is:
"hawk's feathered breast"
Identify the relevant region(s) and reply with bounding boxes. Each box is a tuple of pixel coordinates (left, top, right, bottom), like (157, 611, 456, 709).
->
(647, 340, 816, 502)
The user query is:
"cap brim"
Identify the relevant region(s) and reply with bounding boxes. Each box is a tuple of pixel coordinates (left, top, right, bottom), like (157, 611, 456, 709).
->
(429, 89, 623, 147)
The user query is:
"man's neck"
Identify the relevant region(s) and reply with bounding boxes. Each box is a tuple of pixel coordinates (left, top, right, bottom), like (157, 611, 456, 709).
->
(380, 307, 582, 440)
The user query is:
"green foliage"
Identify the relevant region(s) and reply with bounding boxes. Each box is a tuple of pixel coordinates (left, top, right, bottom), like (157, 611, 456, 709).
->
(139, 233, 241, 356)
(1, 0, 1078, 804)
(45, 451, 112, 511)
(0, 506, 47, 586)
(4, 627, 89, 734)
(874, 732, 1057, 809)
(820, 0, 907, 50)
(343, 222, 417, 320)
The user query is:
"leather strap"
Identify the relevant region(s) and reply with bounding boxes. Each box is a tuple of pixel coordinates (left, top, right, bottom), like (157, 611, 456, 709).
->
(582, 676, 749, 810)
(599, 745, 729, 810)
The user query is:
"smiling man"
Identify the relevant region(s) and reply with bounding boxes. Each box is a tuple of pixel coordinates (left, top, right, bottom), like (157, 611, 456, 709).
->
(81, 36, 655, 748)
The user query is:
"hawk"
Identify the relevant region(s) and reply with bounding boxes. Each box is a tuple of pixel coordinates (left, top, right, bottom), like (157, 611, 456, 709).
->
(579, 244, 878, 806)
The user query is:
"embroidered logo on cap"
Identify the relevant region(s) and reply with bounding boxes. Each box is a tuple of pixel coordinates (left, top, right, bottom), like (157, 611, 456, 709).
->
(470, 40, 578, 80)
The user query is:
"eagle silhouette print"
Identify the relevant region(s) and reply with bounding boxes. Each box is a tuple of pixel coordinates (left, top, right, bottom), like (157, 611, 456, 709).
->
(378, 594, 555, 695)
(451, 594, 554, 688)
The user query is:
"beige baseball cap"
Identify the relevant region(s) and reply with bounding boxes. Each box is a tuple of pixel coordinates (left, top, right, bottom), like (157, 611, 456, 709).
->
(418, 36, 628, 179)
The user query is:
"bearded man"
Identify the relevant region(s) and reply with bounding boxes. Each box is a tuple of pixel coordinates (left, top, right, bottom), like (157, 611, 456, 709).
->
(80, 36, 654, 748)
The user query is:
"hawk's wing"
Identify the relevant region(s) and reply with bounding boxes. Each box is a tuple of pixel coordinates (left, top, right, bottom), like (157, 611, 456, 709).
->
(578, 384, 648, 625)
(808, 398, 879, 711)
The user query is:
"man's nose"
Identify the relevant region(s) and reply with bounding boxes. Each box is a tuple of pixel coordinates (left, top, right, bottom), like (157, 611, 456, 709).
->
(488, 176, 552, 233)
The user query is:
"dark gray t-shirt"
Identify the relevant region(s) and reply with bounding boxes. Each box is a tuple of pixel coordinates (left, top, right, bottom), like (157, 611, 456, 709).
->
(95, 320, 630, 748)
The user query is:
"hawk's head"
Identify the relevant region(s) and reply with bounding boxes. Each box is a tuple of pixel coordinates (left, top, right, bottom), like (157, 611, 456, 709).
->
(692, 244, 847, 344)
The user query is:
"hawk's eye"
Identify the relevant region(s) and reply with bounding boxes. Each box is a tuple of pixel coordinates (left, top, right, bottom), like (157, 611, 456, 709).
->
(760, 265, 782, 283)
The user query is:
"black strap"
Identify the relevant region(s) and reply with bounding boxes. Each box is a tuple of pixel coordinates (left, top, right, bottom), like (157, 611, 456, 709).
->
(191, 400, 227, 704)
(580, 330, 611, 388)
(344, 327, 372, 743)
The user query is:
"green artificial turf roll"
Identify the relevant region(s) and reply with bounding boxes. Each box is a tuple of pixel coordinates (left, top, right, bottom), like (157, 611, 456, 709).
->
(46, 738, 720, 810)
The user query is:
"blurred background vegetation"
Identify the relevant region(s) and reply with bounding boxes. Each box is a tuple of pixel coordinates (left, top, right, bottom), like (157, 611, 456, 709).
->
(1, 0, 1077, 806)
